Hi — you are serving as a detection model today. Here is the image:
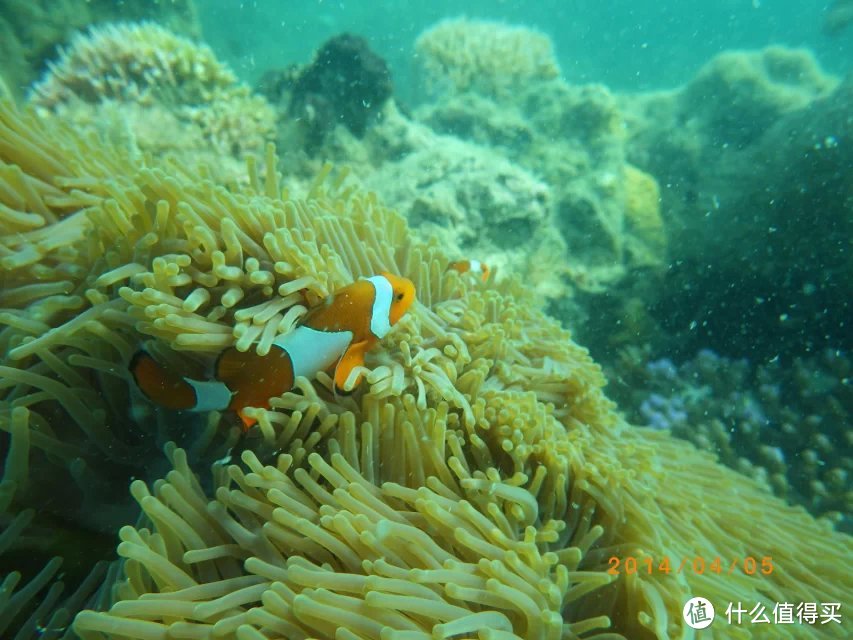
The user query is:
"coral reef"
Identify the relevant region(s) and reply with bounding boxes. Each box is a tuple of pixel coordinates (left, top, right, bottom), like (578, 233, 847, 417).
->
(360, 108, 558, 293)
(2, 99, 851, 639)
(622, 47, 850, 360)
(679, 46, 837, 147)
(521, 81, 665, 274)
(608, 347, 853, 527)
(410, 36, 668, 352)
(30, 21, 235, 108)
(370, 134, 549, 248)
(275, 100, 569, 300)
(0, 0, 199, 101)
(415, 18, 560, 99)
(29, 21, 275, 183)
(414, 22, 667, 285)
(257, 33, 393, 153)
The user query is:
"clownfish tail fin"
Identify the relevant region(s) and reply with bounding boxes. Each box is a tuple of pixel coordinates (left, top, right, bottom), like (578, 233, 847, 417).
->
(130, 350, 231, 413)
(130, 350, 196, 411)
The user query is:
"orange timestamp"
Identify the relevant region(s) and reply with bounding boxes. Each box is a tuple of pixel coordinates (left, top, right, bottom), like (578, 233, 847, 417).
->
(607, 555, 774, 576)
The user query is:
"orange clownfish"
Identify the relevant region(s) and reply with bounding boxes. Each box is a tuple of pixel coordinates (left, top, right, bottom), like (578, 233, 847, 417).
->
(130, 272, 416, 430)
(447, 259, 490, 282)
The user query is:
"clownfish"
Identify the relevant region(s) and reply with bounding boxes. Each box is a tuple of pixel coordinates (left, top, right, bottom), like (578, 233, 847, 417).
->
(447, 259, 490, 282)
(130, 272, 416, 430)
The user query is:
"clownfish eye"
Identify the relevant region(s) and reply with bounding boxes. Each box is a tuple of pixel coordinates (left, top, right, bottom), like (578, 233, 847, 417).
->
(395, 292, 405, 301)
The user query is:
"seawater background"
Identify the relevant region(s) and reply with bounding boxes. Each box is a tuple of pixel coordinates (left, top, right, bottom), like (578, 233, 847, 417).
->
(196, 0, 852, 99)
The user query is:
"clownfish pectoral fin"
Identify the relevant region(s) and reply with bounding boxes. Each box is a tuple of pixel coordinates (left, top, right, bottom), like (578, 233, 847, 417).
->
(129, 351, 201, 411)
(333, 340, 370, 395)
(237, 410, 257, 431)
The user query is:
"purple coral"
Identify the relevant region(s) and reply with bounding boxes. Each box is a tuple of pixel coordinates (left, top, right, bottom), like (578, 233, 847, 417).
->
(640, 393, 688, 430)
(615, 347, 851, 523)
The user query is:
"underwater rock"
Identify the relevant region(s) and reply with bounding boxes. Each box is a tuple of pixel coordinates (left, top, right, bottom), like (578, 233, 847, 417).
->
(623, 47, 849, 360)
(275, 100, 569, 300)
(414, 92, 535, 153)
(416, 71, 670, 357)
(419, 71, 667, 288)
(363, 113, 553, 280)
(624, 46, 838, 191)
(680, 46, 837, 147)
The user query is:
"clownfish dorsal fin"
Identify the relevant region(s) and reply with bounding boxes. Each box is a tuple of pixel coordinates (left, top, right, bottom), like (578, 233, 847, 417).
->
(333, 339, 370, 395)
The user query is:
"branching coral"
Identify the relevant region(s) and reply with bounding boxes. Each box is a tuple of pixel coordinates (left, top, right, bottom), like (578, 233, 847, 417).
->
(1, 100, 851, 639)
